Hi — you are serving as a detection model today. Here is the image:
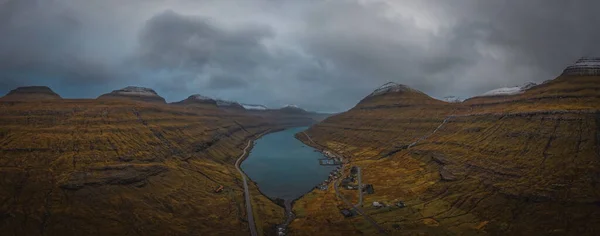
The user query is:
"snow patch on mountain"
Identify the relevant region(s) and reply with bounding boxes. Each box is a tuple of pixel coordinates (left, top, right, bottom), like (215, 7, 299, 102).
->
(283, 104, 299, 108)
(242, 104, 268, 110)
(368, 82, 420, 97)
(190, 94, 214, 101)
(480, 82, 537, 97)
(215, 99, 242, 107)
(113, 86, 159, 97)
(441, 96, 463, 103)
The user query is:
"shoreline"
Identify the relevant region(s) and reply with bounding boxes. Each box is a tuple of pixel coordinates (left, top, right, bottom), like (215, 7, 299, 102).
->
(239, 126, 337, 234)
(236, 126, 307, 234)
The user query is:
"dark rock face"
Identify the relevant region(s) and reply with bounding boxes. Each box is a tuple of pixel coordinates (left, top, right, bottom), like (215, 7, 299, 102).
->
(562, 57, 600, 76)
(439, 166, 458, 181)
(98, 86, 167, 103)
(1, 86, 61, 100)
(216, 99, 245, 109)
(60, 164, 168, 190)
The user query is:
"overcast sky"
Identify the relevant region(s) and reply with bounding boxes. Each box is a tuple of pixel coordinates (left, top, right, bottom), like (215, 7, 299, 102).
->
(1, 0, 599, 112)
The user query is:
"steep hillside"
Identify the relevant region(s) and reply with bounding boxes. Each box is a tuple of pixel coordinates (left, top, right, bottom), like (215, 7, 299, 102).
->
(0, 86, 62, 101)
(0, 96, 287, 235)
(292, 74, 600, 235)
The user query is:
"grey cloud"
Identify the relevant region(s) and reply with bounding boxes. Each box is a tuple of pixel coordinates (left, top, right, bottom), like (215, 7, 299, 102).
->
(0, 0, 599, 112)
(136, 10, 274, 73)
(0, 0, 123, 97)
(207, 75, 248, 90)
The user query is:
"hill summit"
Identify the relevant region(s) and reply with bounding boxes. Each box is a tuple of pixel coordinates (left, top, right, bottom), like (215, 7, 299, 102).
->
(0, 86, 62, 101)
(561, 57, 600, 76)
(173, 94, 218, 106)
(367, 82, 425, 97)
(98, 86, 166, 103)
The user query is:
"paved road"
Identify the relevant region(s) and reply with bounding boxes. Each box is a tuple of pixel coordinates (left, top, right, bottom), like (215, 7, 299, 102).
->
(302, 131, 387, 234)
(235, 140, 258, 236)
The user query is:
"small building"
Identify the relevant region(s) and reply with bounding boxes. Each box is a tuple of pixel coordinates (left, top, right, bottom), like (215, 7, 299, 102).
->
(350, 166, 358, 176)
(341, 177, 353, 188)
(396, 201, 406, 208)
(318, 184, 328, 191)
(372, 201, 384, 208)
(363, 184, 375, 194)
(340, 209, 355, 218)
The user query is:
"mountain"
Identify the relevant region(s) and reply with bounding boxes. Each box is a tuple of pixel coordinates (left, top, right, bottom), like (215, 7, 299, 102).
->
(440, 96, 463, 103)
(278, 104, 308, 114)
(173, 94, 246, 109)
(172, 94, 218, 106)
(0, 89, 295, 235)
(292, 58, 600, 235)
(97, 86, 167, 103)
(215, 99, 245, 109)
(478, 82, 538, 97)
(0, 86, 62, 101)
(561, 57, 600, 76)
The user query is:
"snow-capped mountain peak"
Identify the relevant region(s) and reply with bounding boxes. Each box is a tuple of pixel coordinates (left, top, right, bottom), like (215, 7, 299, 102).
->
(113, 86, 159, 97)
(189, 94, 213, 101)
(241, 104, 268, 110)
(480, 82, 538, 97)
(283, 104, 299, 108)
(368, 82, 420, 97)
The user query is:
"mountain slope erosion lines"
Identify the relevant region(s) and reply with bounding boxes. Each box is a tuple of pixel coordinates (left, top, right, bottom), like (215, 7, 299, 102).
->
(293, 73, 600, 235)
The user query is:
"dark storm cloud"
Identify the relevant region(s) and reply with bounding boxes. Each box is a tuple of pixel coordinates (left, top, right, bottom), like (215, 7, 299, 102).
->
(297, 0, 600, 102)
(460, 0, 600, 78)
(207, 75, 248, 90)
(136, 10, 274, 73)
(0, 0, 122, 97)
(0, 0, 598, 111)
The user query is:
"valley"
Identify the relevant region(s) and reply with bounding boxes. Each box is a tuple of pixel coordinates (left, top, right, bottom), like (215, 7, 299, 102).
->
(1, 60, 599, 236)
(0, 86, 326, 235)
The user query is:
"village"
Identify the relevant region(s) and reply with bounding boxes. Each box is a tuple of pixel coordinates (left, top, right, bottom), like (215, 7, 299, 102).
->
(314, 150, 407, 219)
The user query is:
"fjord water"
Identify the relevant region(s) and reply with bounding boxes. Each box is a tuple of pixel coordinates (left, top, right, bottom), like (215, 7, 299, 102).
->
(241, 127, 337, 201)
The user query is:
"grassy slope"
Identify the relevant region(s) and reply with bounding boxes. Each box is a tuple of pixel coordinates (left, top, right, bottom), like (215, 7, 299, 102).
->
(290, 76, 600, 235)
(0, 98, 286, 235)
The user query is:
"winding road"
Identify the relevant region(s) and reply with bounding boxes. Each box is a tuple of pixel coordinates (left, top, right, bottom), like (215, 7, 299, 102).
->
(235, 139, 258, 236)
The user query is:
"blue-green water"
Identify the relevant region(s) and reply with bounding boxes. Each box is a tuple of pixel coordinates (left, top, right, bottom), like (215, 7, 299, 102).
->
(241, 127, 337, 201)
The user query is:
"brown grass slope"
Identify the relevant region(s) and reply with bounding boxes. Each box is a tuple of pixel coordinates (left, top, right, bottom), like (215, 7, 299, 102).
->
(0, 97, 296, 236)
(0, 86, 62, 101)
(291, 75, 600, 235)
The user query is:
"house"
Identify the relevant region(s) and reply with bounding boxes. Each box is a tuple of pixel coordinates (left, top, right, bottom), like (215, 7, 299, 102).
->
(350, 166, 358, 176)
(340, 209, 355, 218)
(372, 201, 384, 208)
(363, 184, 375, 194)
(341, 177, 353, 188)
